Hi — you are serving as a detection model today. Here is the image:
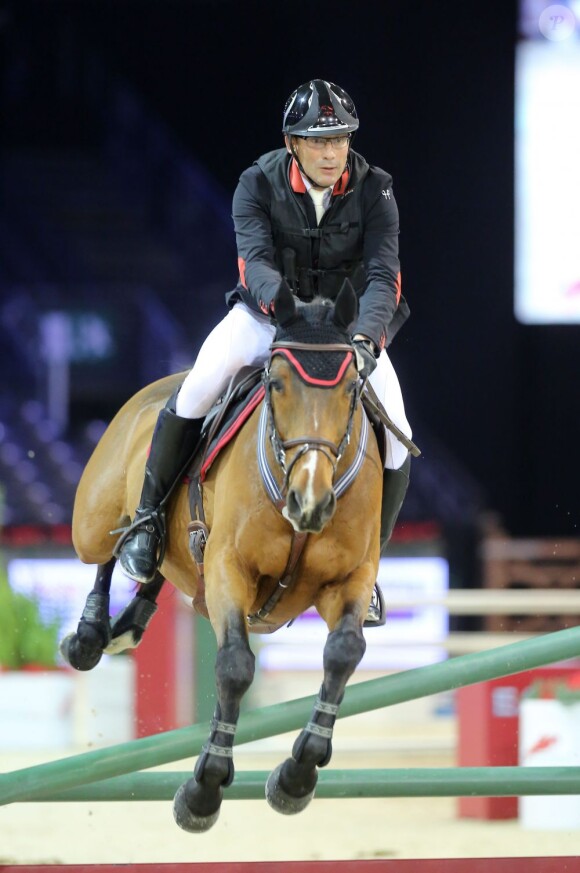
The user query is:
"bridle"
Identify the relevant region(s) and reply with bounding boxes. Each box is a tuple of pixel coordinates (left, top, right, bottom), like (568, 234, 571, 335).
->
(262, 341, 360, 496)
(250, 330, 418, 629)
(249, 338, 367, 627)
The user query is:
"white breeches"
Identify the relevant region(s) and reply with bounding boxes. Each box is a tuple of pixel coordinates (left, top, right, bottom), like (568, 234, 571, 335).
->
(176, 302, 412, 470)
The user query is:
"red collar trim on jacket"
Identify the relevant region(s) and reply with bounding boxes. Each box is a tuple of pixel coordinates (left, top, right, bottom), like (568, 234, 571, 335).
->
(289, 158, 351, 196)
(289, 158, 307, 193)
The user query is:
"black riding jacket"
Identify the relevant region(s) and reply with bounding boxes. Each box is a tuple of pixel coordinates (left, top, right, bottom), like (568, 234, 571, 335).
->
(225, 147, 409, 349)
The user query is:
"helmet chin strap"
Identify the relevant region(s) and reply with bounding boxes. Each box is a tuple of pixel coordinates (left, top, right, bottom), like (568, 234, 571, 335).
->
(289, 141, 322, 189)
(288, 138, 350, 191)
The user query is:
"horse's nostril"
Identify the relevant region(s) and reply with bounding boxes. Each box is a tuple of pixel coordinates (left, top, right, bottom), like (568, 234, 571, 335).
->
(286, 488, 302, 517)
(318, 490, 336, 523)
(324, 490, 336, 517)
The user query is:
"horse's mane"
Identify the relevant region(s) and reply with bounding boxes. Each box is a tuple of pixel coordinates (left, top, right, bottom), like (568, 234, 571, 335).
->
(299, 295, 333, 308)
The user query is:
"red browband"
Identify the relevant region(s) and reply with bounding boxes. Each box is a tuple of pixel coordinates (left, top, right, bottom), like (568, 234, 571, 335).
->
(271, 347, 353, 387)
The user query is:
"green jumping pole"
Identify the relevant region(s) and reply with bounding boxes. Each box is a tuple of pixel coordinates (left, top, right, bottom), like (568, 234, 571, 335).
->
(2, 625, 580, 805)
(28, 767, 580, 802)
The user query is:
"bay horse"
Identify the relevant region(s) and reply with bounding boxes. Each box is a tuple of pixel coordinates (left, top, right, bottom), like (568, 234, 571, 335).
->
(65, 281, 383, 831)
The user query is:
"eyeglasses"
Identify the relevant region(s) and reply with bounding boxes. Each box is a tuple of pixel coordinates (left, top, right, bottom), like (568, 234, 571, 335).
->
(298, 135, 351, 150)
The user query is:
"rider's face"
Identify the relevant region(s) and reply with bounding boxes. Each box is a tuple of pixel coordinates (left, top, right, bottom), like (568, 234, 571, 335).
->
(286, 135, 348, 190)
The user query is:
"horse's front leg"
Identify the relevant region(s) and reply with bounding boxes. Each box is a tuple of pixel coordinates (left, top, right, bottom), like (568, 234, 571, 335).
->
(173, 591, 255, 833)
(266, 571, 373, 815)
(60, 560, 164, 670)
(60, 558, 115, 670)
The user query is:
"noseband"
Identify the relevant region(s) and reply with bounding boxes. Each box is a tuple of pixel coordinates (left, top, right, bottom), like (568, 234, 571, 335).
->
(263, 341, 360, 496)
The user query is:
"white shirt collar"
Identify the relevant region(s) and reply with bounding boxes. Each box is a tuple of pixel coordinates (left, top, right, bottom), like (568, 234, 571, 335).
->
(300, 170, 332, 224)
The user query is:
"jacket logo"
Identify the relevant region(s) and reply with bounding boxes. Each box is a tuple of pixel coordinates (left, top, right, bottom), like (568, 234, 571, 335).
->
(382, 189, 392, 200)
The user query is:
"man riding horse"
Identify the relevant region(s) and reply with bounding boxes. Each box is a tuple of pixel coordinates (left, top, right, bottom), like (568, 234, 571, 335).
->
(115, 79, 412, 625)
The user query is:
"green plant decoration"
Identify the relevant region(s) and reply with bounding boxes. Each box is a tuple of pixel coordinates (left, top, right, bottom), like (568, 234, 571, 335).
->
(0, 568, 62, 670)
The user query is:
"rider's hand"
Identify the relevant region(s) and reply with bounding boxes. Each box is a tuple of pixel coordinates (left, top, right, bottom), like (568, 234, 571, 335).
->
(353, 336, 377, 379)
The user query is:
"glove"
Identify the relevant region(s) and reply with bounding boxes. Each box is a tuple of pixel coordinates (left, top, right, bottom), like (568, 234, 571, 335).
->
(353, 338, 377, 379)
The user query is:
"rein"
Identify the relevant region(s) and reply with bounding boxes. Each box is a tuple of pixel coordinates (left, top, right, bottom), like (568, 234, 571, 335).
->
(187, 337, 418, 630)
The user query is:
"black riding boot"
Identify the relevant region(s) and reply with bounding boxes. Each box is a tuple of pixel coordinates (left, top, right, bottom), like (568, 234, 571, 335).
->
(379, 454, 411, 556)
(117, 409, 203, 583)
(365, 454, 411, 627)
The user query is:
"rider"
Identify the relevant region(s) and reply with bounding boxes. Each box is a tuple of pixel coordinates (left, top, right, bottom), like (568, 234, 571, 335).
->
(116, 79, 412, 625)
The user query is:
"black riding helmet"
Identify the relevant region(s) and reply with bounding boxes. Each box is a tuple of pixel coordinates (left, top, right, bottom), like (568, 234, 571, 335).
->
(282, 80, 359, 137)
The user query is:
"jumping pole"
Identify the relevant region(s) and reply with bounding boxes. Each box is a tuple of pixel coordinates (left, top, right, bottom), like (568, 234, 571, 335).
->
(1, 626, 580, 805)
(24, 766, 580, 802)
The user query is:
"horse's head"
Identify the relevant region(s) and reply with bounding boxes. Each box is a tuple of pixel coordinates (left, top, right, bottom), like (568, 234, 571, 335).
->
(264, 281, 360, 533)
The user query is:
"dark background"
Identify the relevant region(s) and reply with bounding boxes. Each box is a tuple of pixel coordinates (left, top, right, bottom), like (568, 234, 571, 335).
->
(1, 0, 578, 539)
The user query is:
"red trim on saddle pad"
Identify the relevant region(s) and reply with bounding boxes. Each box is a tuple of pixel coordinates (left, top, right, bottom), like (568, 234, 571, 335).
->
(200, 385, 265, 481)
(272, 348, 353, 387)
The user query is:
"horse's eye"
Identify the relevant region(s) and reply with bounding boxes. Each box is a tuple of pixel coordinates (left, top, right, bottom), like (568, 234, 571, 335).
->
(269, 379, 284, 393)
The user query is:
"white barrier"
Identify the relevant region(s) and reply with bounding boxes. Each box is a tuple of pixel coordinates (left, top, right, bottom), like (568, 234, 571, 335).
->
(388, 589, 580, 615)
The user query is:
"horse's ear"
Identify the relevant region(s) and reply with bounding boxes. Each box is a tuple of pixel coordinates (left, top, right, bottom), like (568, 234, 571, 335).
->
(273, 279, 297, 327)
(333, 279, 358, 331)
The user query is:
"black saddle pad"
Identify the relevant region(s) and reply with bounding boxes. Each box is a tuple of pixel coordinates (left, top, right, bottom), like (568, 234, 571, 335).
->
(199, 367, 264, 480)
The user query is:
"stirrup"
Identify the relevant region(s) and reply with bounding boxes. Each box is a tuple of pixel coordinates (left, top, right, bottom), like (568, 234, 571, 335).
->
(111, 509, 168, 584)
(363, 584, 387, 628)
(111, 508, 166, 563)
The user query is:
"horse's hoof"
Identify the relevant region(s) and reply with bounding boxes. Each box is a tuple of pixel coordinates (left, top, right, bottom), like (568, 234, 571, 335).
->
(59, 633, 103, 671)
(265, 762, 317, 815)
(172, 784, 220, 833)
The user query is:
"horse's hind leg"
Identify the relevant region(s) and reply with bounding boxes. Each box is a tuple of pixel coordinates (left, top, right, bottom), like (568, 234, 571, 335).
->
(60, 558, 115, 671)
(266, 604, 366, 814)
(173, 609, 255, 833)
